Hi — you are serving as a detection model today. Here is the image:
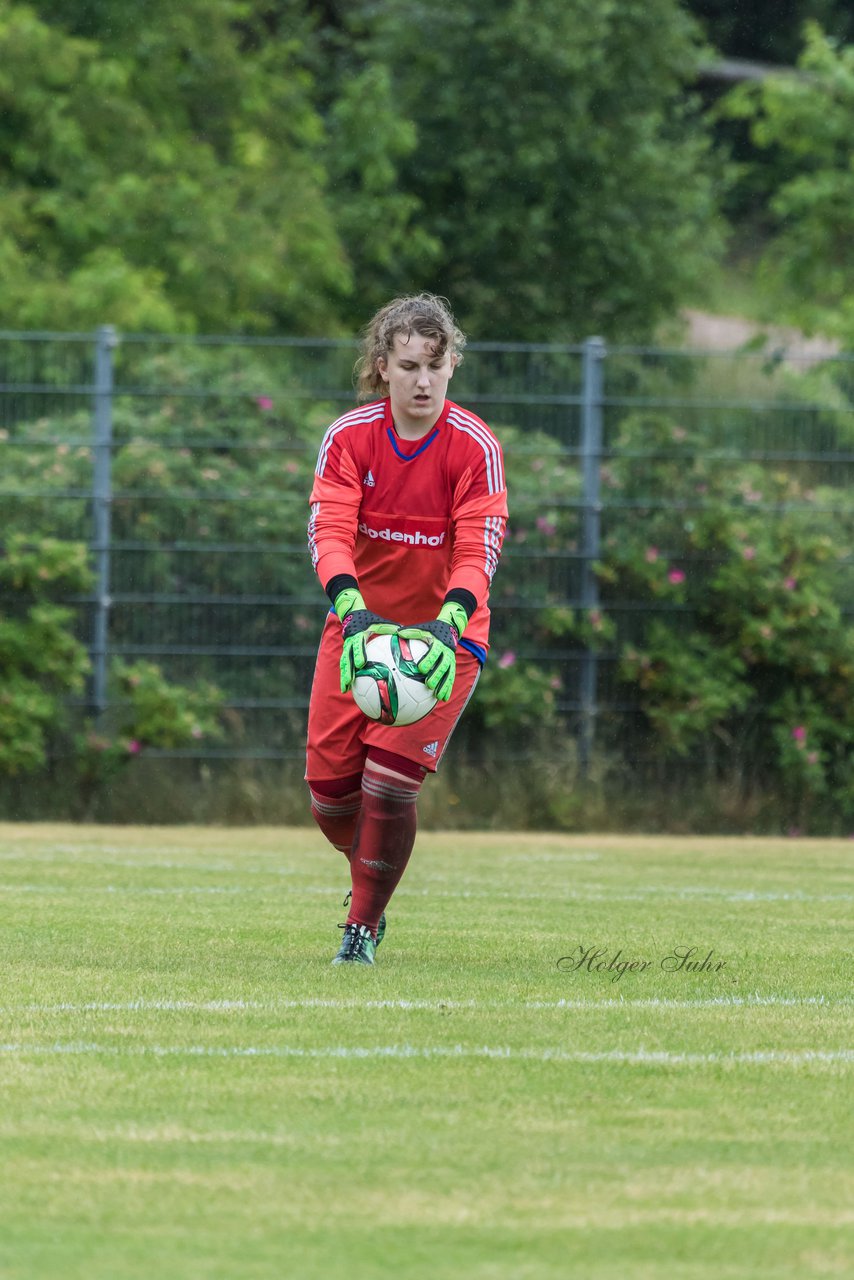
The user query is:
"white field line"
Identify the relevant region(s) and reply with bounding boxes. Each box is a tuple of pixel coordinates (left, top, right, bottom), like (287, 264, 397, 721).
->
(0, 1041, 851, 1067)
(0, 1122, 328, 1148)
(412, 885, 854, 903)
(0, 844, 601, 859)
(0, 854, 302, 875)
(2, 995, 852, 1015)
(0, 845, 313, 860)
(1, 884, 261, 896)
(0, 849, 603, 867)
(523, 994, 854, 1010)
(2, 881, 853, 903)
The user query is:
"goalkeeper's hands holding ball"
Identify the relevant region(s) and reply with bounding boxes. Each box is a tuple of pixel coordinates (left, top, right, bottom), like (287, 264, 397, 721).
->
(334, 586, 399, 693)
(399, 600, 469, 702)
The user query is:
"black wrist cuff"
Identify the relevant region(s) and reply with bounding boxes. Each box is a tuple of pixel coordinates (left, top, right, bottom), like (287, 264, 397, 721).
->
(442, 587, 477, 621)
(324, 573, 359, 607)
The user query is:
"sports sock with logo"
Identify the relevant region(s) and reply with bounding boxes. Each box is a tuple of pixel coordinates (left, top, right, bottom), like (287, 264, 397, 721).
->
(346, 751, 426, 936)
(308, 772, 363, 859)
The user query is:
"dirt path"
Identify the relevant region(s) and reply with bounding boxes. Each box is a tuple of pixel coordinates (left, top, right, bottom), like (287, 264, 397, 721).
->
(681, 309, 840, 365)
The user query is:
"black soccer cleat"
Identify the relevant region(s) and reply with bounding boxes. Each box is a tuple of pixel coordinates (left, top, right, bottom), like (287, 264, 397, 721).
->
(332, 922, 377, 966)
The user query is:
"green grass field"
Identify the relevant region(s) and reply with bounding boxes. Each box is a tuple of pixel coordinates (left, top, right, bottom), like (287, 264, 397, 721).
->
(0, 824, 851, 1280)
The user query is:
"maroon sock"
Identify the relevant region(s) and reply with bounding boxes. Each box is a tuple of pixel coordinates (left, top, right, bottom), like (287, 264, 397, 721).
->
(346, 757, 424, 936)
(308, 773, 363, 860)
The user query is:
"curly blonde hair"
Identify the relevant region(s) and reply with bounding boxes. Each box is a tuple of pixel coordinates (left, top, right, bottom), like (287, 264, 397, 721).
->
(355, 294, 466, 401)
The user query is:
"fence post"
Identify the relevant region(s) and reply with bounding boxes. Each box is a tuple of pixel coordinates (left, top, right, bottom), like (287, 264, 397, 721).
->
(90, 325, 117, 720)
(578, 335, 606, 775)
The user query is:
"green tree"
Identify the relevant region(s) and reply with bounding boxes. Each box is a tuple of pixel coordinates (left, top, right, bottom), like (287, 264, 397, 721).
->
(0, 1, 348, 332)
(686, 0, 854, 66)
(320, 0, 725, 340)
(721, 24, 854, 344)
(322, 62, 441, 309)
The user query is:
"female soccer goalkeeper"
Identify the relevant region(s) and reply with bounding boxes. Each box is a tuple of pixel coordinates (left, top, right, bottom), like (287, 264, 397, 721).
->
(305, 293, 508, 964)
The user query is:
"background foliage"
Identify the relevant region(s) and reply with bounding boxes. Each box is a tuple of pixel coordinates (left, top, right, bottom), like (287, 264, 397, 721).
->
(0, 0, 729, 340)
(1, 2, 852, 341)
(0, 0, 348, 332)
(314, 0, 724, 339)
(3, 2, 854, 827)
(720, 24, 854, 344)
(2, 340, 853, 831)
(0, 522, 223, 813)
(689, 0, 854, 64)
(594, 409, 854, 832)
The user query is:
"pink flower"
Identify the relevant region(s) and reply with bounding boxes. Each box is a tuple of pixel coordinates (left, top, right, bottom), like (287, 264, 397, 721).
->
(792, 726, 807, 742)
(742, 546, 756, 560)
(783, 577, 797, 591)
(667, 569, 685, 585)
(256, 396, 274, 411)
(645, 546, 659, 563)
(498, 651, 516, 669)
(536, 516, 557, 537)
(126, 739, 141, 755)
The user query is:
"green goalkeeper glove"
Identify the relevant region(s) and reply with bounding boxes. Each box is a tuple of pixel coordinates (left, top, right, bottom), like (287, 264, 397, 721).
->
(399, 600, 469, 702)
(334, 587, 398, 694)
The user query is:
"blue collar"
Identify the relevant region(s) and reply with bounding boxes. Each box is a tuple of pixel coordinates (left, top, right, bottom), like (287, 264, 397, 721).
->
(386, 425, 440, 461)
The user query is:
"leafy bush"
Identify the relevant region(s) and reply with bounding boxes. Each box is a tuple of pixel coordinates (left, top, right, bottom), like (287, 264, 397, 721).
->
(0, 343, 330, 712)
(4, 340, 854, 830)
(595, 411, 854, 828)
(0, 535, 92, 775)
(73, 660, 223, 816)
(0, 533, 223, 815)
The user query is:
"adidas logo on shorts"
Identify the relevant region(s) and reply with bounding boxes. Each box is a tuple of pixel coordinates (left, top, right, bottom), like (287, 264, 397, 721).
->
(422, 740, 439, 757)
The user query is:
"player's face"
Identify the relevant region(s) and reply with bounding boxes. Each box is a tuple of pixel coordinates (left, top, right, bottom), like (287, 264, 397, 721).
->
(377, 332, 457, 438)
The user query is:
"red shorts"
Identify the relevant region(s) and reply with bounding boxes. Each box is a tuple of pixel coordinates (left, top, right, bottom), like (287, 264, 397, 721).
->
(305, 612, 482, 781)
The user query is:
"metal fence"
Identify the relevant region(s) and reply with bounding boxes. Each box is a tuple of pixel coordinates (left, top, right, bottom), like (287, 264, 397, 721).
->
(2, 327, 853, 766)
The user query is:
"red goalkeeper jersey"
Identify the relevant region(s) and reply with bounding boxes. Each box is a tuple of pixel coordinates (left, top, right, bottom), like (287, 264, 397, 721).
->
(308, 397, 508, 651)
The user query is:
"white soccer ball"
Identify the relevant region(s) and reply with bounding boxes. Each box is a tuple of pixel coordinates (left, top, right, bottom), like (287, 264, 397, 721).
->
(351, 631, 438, 727)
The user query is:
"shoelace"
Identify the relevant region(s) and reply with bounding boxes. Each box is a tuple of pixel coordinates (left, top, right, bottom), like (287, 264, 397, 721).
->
(341, 893, 385, 948)
(338, 920, 371, 957)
